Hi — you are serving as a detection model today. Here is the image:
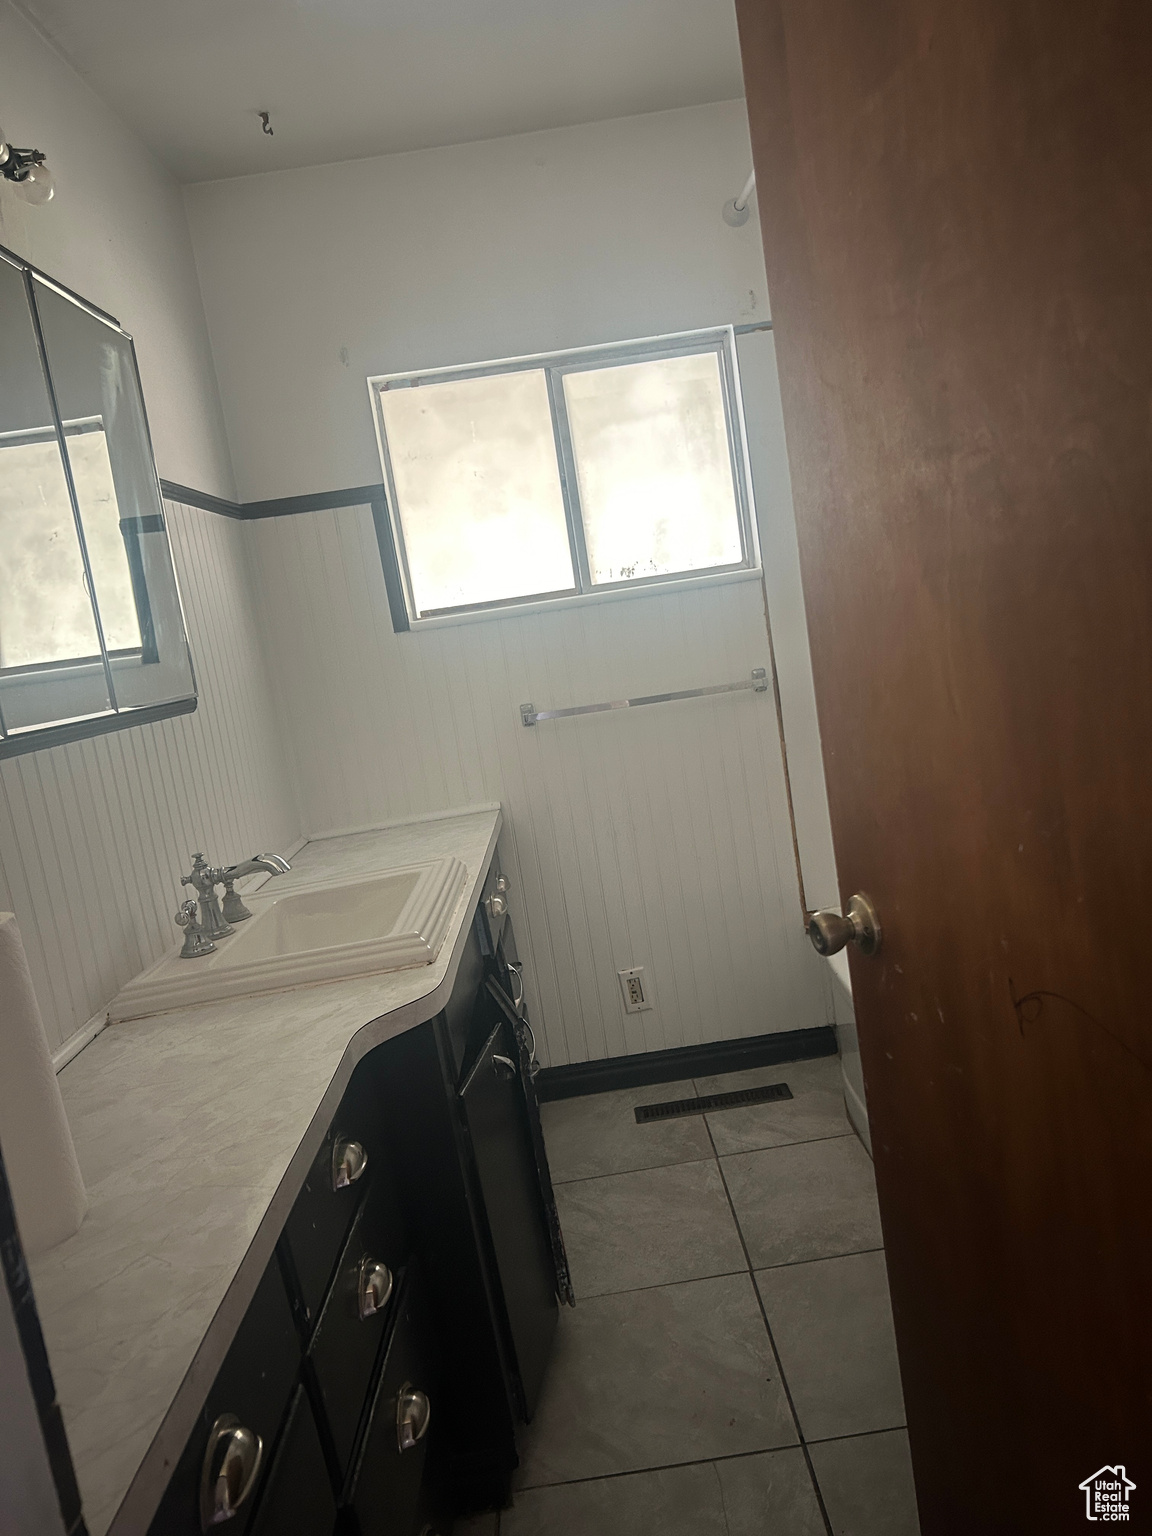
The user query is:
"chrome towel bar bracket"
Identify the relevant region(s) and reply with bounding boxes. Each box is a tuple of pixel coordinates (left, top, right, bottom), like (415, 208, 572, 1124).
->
(520, 668, 768, 727)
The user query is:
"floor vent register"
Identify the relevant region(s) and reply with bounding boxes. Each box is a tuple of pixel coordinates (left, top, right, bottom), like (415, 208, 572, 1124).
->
(634, 1082, 792, 1123)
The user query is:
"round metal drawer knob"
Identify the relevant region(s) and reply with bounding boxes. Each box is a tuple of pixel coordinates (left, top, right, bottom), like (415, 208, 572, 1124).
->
(199, 1415, 263, 1530)
(397, 1385, 432, 1452)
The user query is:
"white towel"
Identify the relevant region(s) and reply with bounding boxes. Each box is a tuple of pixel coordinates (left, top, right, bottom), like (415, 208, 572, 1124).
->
(0, 913, 87, 1256)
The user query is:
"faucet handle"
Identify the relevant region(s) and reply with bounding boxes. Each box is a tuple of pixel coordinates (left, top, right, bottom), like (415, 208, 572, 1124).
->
(175, 899, 215, 958)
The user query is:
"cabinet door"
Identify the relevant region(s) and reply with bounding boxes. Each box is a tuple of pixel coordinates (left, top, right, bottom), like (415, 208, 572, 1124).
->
(485, 966, 574, 1309)
(248, 1386, 336, 1536)
(347, 1268, 437, 1536)
(309, 1170, 406, 1484)
(282, 1062, 388, 1331)
(147, 1257, 300, 1535)
(458, 1015, 558, 1420)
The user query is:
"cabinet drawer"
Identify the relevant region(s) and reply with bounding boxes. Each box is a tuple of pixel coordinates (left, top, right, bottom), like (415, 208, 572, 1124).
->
(148, 1256, 300, 1536)
(248, 1385, 336, 1536)
(309, 1167, 407, 1483)
(346, 1268, 436, 1536)
(282, 1075, 383, 1329)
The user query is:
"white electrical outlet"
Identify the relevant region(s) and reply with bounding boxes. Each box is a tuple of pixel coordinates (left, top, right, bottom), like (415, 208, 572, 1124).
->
(617, 966, 651, 1014)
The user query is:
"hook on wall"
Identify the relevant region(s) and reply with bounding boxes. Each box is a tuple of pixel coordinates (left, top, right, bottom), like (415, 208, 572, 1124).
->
(258, 112, 274, 137)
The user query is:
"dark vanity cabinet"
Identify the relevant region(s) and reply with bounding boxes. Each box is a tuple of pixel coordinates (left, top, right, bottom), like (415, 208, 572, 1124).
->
(150, 858, 566, 1535)
(457, 992, 558, 1421)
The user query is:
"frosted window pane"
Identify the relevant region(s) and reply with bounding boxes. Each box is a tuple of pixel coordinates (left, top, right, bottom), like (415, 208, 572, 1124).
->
(63, 428, 142, 653)
(0, 434, 100, 669)
(563, 352, 743, 585)
(381, 370, 575, 614)
(0, 427, 141, 669)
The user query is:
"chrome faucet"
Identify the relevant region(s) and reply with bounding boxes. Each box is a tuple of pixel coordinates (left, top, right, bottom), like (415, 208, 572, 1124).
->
(219, 854, 291, 923)
(176, 851, 291, 956)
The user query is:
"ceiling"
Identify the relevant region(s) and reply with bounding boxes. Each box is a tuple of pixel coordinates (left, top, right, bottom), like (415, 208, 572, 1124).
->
(19, 0, 745, 182)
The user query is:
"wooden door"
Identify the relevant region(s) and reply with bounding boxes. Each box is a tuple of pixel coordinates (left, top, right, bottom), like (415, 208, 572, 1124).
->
(734, 3, 1152, 1532)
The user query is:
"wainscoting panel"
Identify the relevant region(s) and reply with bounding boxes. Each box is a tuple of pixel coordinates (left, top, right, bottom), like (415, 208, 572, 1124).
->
(0, 500, 301, 1053)
(246, 505, 829, 1068)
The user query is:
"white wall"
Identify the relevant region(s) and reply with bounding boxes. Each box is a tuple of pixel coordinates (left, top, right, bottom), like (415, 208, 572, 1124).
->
(186, 102, 840, 1065)
(0, 500, 301, 1053)
(0, 0, 234, 498)
(0, 8, 301, 1053)
(247, 506, 824, 1066)
(184, 101, 772, 499)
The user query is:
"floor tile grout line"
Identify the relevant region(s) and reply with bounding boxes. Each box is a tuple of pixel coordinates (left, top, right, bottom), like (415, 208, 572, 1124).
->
(753, 1244, 886, 1275)
(805, 1423, 908, 1446)
(703, 1111, 837, 1536)
(513, 1439, 814, 1493)
(573, 1265, 750, 1303)
(712, 1130, 856, 1159)
(569, 1243, 888, 1305)
(552, 1154, 719, 1188)
(550, 1128, 857, 1188)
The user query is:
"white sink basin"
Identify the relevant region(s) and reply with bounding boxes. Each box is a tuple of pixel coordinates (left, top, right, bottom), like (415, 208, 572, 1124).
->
(109, 858, 467, 1021)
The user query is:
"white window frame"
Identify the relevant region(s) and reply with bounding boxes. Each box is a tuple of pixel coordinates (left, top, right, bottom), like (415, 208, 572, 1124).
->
(368, 326, 761, 627)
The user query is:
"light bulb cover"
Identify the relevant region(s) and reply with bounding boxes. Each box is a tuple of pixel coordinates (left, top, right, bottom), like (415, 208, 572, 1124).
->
(1, 136, 54, 205)
(14, 162, 54, 204)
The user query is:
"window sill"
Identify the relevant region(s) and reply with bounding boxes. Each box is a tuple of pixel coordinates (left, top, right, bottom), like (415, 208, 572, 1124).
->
(404, 565, 765, 633)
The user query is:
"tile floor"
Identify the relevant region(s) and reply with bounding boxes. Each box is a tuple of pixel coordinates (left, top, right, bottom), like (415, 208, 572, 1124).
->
(460, 1056, 922, 1535)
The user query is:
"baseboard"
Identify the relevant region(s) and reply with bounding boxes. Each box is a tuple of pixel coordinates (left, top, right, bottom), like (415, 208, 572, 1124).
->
(535, 1025, 837, 1103)
(842, 1070, 873, 1157)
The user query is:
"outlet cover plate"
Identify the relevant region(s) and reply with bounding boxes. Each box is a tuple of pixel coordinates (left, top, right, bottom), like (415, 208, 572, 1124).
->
(617, 966, 652, 1014)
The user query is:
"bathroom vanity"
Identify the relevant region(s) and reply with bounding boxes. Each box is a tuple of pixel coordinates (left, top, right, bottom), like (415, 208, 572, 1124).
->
(27, 809, 565, 1536)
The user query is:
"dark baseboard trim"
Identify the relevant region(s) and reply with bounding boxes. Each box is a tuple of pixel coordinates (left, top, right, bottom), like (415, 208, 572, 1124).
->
(535, 1025, 837, 1103)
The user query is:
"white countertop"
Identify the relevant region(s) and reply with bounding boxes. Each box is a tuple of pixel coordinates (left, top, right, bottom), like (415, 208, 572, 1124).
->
(28, 807, 501, 1536)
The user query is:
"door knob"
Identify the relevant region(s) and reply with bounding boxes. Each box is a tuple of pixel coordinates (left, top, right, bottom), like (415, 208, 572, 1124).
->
(807, 893, 881, 957)
(396, 1385, 431, 1452)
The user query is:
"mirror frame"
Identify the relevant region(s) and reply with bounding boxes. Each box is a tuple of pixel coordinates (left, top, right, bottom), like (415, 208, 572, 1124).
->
(0, 243, 197, 759)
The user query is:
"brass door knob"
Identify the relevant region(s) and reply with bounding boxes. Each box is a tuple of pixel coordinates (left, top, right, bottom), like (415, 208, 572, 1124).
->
(807, 893, 881, 957)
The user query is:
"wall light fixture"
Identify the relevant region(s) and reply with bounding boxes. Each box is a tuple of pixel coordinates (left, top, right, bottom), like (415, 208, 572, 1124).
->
(0, 127, 55, 204)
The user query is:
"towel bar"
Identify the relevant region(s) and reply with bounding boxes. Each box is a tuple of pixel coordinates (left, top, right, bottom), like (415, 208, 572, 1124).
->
(520, 668, 768, 727)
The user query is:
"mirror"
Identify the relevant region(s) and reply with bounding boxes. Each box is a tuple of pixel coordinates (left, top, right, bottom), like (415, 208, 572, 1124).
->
(0, 245, 196, 756)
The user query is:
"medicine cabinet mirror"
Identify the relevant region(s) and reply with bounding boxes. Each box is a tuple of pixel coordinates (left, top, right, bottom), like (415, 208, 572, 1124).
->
(0, 244, 195, 758)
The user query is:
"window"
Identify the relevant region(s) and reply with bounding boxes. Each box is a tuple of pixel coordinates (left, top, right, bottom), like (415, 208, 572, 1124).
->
(370, 329, 757, 623)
